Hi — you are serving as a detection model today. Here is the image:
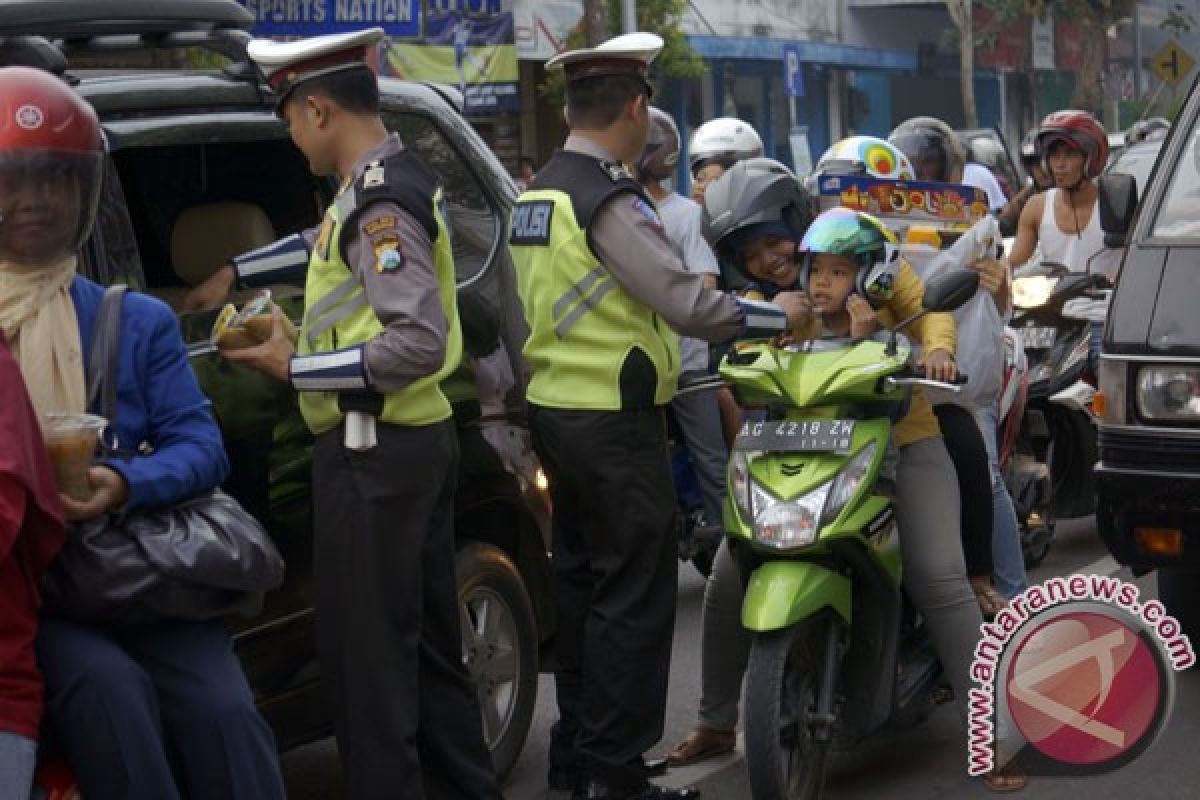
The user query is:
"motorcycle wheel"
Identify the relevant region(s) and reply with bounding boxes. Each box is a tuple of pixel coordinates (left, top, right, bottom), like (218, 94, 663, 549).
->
(744, 621, 830, 800)
(1046, 410, 1098, 519)
(1157, 567, 1200, 655)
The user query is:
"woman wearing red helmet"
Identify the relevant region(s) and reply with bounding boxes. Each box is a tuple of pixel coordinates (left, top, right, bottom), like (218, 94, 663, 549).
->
(0, 66, 285, 799)
(1008, 109, 1118, 278)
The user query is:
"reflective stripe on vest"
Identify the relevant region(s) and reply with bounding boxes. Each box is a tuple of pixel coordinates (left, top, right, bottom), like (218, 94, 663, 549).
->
(510, 187, 679, 411)
(297, 186, 461, 434)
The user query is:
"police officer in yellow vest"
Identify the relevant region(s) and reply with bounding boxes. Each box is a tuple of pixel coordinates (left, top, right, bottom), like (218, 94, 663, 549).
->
(510, 33, 811, 800)
(217, 29, 501, 800)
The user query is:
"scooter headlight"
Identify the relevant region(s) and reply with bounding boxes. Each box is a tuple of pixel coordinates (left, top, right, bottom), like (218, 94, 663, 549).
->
(1012, 275, 1059, 309)
(753, 483, 829, 550)
(822, 443, 878, 525)
(731, 449, 754, 519)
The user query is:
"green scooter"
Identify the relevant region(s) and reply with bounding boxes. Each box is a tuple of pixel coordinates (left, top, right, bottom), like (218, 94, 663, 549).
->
(720, 270, 979, 800)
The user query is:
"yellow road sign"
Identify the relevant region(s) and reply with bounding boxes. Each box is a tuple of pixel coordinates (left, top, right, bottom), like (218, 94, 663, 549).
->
(1152, 39, 1195, 88)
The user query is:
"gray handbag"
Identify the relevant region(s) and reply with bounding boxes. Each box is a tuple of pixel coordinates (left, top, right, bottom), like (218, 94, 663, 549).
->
(42, 286, 285, 625)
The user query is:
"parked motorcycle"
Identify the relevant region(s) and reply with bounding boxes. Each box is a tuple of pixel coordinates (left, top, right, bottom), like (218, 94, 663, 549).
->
(997, 326, 1055, 567)
(721, 271, 977, 800)
(1010, 260, 1110, 520)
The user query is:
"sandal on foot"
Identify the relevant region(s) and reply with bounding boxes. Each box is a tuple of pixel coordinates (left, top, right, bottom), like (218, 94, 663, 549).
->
(983, 761, 1026, 793)
(665, 726, 736, 767)
(971, 577, 1010, 620)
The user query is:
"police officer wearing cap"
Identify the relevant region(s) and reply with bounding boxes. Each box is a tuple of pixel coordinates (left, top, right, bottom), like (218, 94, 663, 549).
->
(215, 28, 501, 800)
(509, 32, 810, 800)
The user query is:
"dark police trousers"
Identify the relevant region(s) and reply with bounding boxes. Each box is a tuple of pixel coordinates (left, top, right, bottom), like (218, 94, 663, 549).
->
(530, 405, 678, 790)
(313, 419, 500, 800)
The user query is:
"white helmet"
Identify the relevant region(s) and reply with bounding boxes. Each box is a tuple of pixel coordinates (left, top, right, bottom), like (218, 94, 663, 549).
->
(688, 117, 763, 174)
(815, 136, 916, 181)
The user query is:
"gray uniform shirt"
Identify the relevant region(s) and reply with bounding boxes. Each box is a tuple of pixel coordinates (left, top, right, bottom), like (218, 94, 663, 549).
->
(343, 135, 448, 392)
(567, 135, 747, 343)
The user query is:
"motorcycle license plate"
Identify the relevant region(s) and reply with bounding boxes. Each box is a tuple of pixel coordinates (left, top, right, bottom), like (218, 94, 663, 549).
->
(734, 419, 856, 453)
(1021, 326, 1057, 350)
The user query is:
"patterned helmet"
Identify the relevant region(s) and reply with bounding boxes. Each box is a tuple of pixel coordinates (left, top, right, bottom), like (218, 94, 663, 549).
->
(798, 208, 901, 303)
(815, 136, 916, 181)
(1035, 109, 1108, 179)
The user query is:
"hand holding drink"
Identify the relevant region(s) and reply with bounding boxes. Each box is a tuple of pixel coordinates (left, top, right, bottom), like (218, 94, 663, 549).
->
(42, 413, 107, 502)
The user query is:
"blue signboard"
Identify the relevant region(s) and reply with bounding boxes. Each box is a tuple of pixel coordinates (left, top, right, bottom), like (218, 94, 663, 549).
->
(427, 0, 502, 13)
(783, 44, 804, 97)
(238, 0, 421, 38)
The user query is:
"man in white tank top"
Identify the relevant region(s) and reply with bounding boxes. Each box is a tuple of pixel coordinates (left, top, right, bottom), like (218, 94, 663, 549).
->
(1008, 110, 1119, 280)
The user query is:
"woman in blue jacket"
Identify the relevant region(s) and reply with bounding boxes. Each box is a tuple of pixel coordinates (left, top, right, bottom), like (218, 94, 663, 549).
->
(0, 67, 285, 799)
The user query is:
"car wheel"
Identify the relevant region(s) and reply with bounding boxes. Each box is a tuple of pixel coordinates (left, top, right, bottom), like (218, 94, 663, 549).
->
(457, 542, 539, 779)
(1157, 567, 1200, 655)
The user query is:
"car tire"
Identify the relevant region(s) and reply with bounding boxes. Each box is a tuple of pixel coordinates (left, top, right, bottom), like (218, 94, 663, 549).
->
(457, 542, 539, 779)
(1157, 567, 1200, 655)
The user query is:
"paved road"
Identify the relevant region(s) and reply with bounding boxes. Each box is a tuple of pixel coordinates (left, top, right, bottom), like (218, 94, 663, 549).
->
(284, 516, 1200, 798)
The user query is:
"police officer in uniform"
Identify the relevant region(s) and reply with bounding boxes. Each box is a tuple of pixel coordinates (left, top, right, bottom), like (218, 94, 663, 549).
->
(509, 33, 811, 800)
(216, 29, 501, 800)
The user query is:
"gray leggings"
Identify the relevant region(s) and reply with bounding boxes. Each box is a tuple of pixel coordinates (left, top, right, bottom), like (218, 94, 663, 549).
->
(0, 732, 36, 800)
(695, 436, 983, 730)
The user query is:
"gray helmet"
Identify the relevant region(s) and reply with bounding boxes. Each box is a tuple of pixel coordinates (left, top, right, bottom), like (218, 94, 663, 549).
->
(701, 157, 813, 267)
(638, 107, 681, 181)
(888, 116, 965, 182)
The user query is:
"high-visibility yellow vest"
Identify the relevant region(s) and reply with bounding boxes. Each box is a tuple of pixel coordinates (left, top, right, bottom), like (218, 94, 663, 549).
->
(297, 153, 461, 434)
(508, 150, 679, 410)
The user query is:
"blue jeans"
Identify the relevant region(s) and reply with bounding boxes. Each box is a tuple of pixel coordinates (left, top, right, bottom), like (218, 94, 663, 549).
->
(0, 732, 35, 800)
(975, 404, 1028, 599)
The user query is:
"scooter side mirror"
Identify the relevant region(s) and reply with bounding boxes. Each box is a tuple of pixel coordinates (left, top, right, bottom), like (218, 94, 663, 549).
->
(1098, 173, 1138, 248)
(884, 270, 980, 357)
(921, 269, 980, 313)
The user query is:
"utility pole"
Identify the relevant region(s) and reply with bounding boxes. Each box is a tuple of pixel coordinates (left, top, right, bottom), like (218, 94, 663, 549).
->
(1133, 1, 1143, 100)
(583, 0, 607, 46)
(623, 0, 637, 33)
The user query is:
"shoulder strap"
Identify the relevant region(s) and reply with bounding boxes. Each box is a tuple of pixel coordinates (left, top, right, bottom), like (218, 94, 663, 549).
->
(530, 150, 649, 233)
(87, 284, 128, 426)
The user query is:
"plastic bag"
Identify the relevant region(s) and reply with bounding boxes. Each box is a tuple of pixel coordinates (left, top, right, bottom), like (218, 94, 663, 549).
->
(901, 216, 1006, 409)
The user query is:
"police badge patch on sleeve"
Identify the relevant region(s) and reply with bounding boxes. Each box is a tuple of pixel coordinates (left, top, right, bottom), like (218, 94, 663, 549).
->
(372, 233, 405, 272)
(631, 197, 663, 230)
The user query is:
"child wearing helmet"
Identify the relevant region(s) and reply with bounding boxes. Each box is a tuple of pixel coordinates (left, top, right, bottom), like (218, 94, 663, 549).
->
(812, 138, 1026, 614)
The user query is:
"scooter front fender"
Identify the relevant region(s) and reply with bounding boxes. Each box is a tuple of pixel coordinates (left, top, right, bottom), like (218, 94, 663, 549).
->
(741, 560, 852, 632)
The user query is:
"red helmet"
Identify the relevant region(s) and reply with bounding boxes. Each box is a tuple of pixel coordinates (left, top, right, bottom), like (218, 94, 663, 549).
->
(1035, 109, 1108, 179)
(0, 66, 104, 266)
(638, 107, 681, 182)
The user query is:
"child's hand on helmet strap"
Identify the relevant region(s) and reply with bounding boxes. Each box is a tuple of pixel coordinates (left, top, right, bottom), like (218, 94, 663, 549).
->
(845, 294, 879, 338)
(918, 348, 957, 383)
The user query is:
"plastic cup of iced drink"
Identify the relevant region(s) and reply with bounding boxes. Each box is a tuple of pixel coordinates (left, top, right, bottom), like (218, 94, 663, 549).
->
(42, 413, 107, 502)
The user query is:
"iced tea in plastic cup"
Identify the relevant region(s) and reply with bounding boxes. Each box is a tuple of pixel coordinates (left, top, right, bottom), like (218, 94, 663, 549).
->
(42, 413, 107, 502)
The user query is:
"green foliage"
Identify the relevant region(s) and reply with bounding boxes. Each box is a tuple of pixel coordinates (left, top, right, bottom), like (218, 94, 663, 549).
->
(976, 0, 1135, 112)
(540, 0, 705, 103)
(1162, 3, 1197, 38)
